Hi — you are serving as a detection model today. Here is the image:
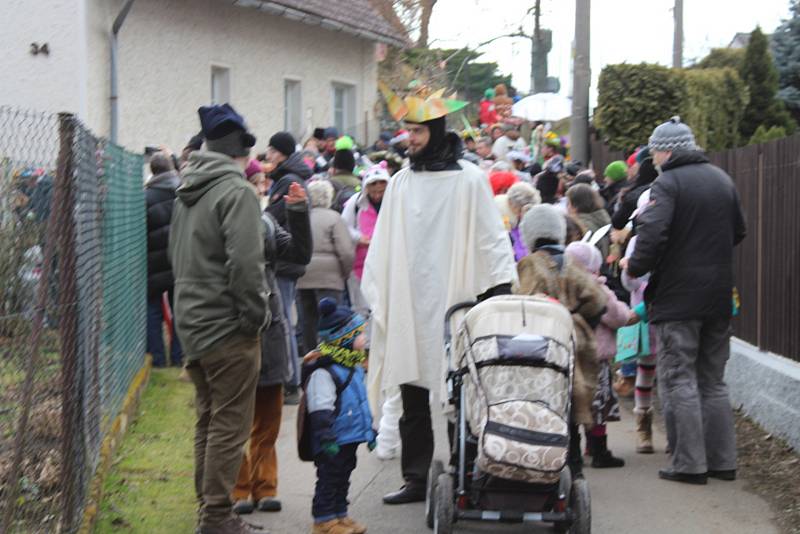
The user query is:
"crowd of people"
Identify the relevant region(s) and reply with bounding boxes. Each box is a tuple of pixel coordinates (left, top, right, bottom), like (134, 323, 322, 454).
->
(145, 86, 746, 533)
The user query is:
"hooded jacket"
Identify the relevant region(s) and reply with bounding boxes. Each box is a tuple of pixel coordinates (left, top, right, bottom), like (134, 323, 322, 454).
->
(628, 151, 746, 323)
(145, 171, 180, 299)
(266, 152, 313, 280)
(168, 151, 270, 359)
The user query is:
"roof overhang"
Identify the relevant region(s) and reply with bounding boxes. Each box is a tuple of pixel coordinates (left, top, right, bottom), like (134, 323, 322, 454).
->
(231, 0, 407, 48)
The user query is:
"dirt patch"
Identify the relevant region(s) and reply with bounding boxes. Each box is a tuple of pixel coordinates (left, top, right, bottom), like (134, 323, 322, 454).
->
(735, 410, 800, 534)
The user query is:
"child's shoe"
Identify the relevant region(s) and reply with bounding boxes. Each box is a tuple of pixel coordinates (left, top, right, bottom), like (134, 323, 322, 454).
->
(311, 519, 354, 534)
(339, 517, 367, 534)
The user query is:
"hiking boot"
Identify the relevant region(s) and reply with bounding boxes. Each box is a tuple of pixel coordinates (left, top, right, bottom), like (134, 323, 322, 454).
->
(339, 517, 367, 533)
(658, 468, 707, 485)
(256, 497, 282, 512)
(613, 374, 635, 398)
(311, 519, 354, 534)
(233, 499, 255, 515)
(708, 469, 736, 481)
(198, 515, 267, 534)
(634, 408, 655, 454)
(382, 484, 426, 504)
(588, 435, 625, 468)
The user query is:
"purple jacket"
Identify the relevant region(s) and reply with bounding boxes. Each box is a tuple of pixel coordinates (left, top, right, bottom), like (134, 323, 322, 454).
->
(510, 226, 529, 262)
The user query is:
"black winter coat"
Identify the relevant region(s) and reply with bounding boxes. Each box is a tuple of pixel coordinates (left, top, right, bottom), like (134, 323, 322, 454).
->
(259, 203, 313, 387)
(266, 152, 313, 280)
(611, 158, 659, 229)
(145, 171, 180, 299)
(627, 151, 746, 323)
(600, 180, 625, 215)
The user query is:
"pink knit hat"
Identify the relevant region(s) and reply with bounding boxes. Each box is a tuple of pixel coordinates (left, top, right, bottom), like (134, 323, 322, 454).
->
(565, 241, 603, 274)
(245, 159, 263, 179)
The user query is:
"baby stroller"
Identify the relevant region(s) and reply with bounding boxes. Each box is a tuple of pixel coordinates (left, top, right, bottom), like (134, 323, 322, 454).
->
(426, 295, 591, 533)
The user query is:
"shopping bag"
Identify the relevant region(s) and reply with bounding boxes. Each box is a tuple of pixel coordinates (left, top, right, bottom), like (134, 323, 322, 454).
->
(615, 322, 651, 362)
(615, 324, 640, 362)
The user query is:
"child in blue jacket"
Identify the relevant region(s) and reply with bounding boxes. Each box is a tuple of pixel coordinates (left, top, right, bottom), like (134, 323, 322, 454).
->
(302, 298, 376, 534)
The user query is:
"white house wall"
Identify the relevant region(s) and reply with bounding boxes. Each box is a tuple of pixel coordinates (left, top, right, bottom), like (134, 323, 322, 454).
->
(1, 0, 85, 117)
(97, 0, 380, 153)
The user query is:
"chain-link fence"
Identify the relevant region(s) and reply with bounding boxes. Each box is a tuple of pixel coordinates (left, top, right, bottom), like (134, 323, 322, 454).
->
(0, 107, 146, 534)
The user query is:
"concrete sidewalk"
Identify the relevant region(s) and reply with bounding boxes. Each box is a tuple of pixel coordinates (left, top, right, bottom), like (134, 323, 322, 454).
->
(249, 400, 779, 534)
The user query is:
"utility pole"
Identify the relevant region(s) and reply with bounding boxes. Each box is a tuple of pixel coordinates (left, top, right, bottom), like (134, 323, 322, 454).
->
(673, 0, 683, 68)
(530, 0, 553, 93)
(570, 0, 590, 164)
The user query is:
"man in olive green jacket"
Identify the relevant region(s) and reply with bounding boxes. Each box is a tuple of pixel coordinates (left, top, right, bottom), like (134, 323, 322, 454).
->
(169, 104, 269, 534)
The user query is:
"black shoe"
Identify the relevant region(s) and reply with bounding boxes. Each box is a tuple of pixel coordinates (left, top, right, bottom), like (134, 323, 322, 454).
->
(257, 498, 282, 512)
(383, 484, 426, 504)
(233, 499, 255, 515)
(658, 468, 708, 485)
(708, 469, 736, 481)
(591, 450, 626, 468)
(588, 435, 625, 468)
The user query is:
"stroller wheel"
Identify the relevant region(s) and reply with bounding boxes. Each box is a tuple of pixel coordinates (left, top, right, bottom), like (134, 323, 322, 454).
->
(569, 478, 591, 534)
(433, 473, 454, 534)
(426, 460, 445, 529)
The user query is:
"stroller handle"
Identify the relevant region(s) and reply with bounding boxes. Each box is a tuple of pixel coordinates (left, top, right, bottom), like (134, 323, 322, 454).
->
(444, 301, 478, 342)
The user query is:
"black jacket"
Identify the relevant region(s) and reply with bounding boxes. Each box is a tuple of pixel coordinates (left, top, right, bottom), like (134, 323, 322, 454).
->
(600, 180, 626, 215)
(259, 204, 313, 387)
(611, 158, 659, 229)
(145, 171, 180, 299)
(628, 151, 746, 323)
(266, 152, 313, 279)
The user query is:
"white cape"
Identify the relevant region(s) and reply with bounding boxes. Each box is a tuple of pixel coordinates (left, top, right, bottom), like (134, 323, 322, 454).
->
(361, 160, 517, 413)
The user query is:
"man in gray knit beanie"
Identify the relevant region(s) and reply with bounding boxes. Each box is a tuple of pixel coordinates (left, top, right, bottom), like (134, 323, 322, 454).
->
(625, 116, 747, 486)
(648, 115, 697, 168)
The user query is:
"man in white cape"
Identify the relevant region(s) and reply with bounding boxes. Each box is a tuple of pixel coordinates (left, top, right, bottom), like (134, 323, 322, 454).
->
(362, 109, 517, 505)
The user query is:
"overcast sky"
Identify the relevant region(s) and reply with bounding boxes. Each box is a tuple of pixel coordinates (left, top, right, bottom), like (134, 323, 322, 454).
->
(428, 0, 792, 106)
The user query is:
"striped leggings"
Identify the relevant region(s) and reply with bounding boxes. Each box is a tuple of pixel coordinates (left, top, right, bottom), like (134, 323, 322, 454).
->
(635, 353, 657, 410)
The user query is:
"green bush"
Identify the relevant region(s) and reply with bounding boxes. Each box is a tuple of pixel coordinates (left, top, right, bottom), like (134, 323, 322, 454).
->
(594, 63, 686, 152)
(681, 68, 749, 151)
(748, 124, 788, 144)
(595, 63, 750, 152)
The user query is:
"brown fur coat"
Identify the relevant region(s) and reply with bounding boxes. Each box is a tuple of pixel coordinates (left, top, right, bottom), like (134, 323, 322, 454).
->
(516, 249, 607, 425)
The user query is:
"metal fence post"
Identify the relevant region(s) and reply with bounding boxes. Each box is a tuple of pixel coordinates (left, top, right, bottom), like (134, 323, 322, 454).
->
(56, 112, 82, 533)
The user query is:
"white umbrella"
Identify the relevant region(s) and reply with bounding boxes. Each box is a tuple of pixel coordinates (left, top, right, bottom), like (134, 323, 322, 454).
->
(512, 93, 573, 122)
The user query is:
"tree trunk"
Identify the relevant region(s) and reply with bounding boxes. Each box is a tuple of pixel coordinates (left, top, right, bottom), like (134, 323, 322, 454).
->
(416, 0, 437, 48)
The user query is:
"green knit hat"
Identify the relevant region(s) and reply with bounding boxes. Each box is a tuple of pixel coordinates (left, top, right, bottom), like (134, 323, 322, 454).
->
(484, 88, 495, 99)
(335, 135, 355, 151)
(604, 160, 628, 182)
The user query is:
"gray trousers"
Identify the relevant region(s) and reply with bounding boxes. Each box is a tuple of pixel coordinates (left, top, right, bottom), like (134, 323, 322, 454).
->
(655, 318, 737, 474)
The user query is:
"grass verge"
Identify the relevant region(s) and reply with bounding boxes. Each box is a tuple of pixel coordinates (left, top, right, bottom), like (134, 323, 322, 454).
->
(95, 368, 195, 533)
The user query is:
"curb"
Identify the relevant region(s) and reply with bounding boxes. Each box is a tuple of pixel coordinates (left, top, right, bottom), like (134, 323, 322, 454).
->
(78, 355, 152, 534)
(726, 338, 800, 451)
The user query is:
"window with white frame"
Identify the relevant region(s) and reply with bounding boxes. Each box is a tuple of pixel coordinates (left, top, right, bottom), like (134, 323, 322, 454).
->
(284, 79, 302, 138)
(211, 66, 230, 104)
(332, 82, 356, 138)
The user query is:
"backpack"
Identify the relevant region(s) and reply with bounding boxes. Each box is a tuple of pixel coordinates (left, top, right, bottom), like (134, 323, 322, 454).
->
(330, 178, 359, 214)
(296, 362, 356, 462)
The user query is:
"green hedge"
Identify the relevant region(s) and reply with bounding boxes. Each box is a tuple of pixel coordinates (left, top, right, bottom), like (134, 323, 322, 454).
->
(682, 68, 749, 151)
(594, 63, 749, 152)
(594, 63, 686, 152)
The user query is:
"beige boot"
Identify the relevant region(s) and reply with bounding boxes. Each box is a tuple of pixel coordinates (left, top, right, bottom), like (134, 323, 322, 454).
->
(339, 517, 367, 534)
(311, 519, 354, 534)
(635, 408, 654, 454)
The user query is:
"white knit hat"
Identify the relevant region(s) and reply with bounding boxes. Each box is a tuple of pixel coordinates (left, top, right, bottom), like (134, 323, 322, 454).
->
(520, 204, 566, 249)
(649, 116, 697, 152)
(363, 162, 390, 186)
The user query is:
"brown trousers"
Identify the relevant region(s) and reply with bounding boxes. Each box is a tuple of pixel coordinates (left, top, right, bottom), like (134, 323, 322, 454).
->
(233, 384, 284, 501)
(186, 336, 260, 526)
